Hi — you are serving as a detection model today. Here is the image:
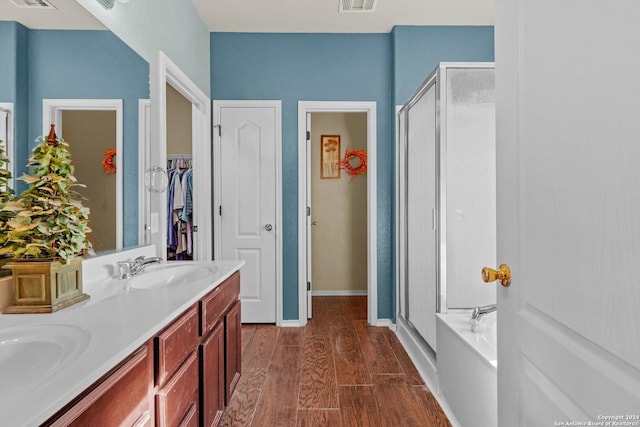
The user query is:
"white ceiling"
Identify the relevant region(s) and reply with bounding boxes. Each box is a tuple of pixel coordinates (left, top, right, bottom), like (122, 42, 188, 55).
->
(0, 0, 493, 33)
(192, 0, 494, 33)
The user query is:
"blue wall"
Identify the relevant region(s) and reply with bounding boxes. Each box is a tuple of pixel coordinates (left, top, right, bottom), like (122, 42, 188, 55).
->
(5, 29, 149, 248)
(0, 22, 29, 178)
(211, 27, 494, 322)
(0, 22, 19, 106)
(392, 26, 495, 105)
(211, 33, 394, 320)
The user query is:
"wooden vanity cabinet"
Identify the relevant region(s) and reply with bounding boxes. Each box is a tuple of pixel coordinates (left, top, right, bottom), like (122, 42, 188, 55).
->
(199, 271, 241, 427)
(42, 271, 241, 427)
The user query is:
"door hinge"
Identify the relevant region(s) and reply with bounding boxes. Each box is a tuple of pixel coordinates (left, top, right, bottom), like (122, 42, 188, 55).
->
(306, 131, 310, 141)
(219, 205, 222, 216)
(307, 282, 311, 291)
(192, 225, 198, 232)
(214, 124, 221, 137)
(306, 206, 311, 216)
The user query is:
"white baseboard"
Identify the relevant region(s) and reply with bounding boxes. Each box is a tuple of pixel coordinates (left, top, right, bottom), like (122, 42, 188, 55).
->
(278, 319, 304, 328)
(374, 318, 397, 331)
(396, 318, 461, 427)
(311, 290, 367, 296)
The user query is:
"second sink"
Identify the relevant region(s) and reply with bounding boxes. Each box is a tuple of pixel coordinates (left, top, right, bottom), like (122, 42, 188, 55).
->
(128, 263, 218, 290)
(0, 324, 91, 395)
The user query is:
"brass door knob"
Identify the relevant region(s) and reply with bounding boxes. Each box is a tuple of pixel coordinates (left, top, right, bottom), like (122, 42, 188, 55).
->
(482, 264, 511, 287)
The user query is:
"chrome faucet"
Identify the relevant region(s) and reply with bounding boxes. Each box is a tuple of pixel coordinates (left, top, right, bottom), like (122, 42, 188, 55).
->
(470, 304, 497, 333)
(471, 304, 497, 322)
(117, 256, 163, 279)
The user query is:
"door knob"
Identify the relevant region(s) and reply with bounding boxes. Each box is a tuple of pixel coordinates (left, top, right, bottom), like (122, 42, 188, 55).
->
(481, 264, 511, 287)
(265, 224, 273, 231)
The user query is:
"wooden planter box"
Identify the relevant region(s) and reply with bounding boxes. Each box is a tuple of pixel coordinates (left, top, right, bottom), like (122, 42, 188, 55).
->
(2, 257, 89, 314)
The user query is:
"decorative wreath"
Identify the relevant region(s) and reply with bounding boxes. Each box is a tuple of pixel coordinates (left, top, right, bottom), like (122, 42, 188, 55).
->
(339, 149, 367, 179)
(102, 148, 117, 174)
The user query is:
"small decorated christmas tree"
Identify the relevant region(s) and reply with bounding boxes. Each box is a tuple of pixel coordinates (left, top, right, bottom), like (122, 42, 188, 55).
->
(3, 125, 92, 263)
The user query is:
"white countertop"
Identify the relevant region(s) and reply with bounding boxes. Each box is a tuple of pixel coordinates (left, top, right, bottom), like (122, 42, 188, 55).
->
(0, 259, 244, 427)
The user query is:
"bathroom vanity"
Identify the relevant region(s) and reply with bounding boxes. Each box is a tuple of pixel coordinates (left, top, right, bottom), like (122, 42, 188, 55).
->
(0, 258, 244, 427)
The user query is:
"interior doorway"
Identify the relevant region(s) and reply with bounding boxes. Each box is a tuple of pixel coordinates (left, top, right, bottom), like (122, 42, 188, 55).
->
(298, 101, 377, 326)
(0, 103, 13, 192)
(43, 99, 123, 251)
(165, 83, 194, 261)
(309, 112, 368, 300)
(148, 51, 212, 261)
(61, 110, 117, 253)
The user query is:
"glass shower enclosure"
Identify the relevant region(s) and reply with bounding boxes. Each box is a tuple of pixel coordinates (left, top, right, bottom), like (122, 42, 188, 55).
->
(397, 63, 496, 354)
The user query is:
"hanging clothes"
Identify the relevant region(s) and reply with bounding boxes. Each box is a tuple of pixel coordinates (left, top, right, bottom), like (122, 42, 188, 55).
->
(181, 169, 193, 256)
(166, 157, 194, 260)
(166, 167, 178, 249)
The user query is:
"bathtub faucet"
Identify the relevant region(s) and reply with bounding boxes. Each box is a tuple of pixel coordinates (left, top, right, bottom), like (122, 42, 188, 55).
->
(471, 304, 496, 322)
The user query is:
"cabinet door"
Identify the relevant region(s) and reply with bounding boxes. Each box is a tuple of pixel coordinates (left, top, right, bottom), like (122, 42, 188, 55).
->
(225, 300, 241, 404)
(200, 322, 225, 427)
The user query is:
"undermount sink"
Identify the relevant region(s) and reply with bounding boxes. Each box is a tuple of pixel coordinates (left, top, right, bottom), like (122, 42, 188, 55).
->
(0, 324, 91, 394)
(128, 263, 218, 290)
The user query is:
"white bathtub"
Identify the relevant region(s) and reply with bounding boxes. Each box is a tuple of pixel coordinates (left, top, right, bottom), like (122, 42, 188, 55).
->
(436, 312, 497, 427)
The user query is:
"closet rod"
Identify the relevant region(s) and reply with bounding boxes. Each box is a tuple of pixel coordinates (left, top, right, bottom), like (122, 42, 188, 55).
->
(167, 153, 192, 159)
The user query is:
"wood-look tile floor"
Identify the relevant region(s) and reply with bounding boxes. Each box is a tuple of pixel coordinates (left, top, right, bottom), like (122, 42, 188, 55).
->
(219, 296, 451, 427)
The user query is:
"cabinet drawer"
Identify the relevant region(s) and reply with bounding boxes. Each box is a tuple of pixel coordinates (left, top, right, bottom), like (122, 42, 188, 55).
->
(200, 271, 240, 336)
(47, 343, 152, 427)
(156, 351, 199, 427)
(156, 304, 199, 386)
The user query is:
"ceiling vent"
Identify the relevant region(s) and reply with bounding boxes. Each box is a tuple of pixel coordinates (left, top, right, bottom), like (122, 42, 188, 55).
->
(8, 0, 56, 9)
(95, 0, 115, 9)
(339, 0, 377, 13)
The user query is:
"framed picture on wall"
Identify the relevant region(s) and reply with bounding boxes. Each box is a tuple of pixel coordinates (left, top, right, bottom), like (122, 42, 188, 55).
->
(320, 135, 340, 179)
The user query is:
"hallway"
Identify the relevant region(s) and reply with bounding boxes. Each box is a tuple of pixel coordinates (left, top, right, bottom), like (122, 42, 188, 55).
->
(220, 296, 451, 426)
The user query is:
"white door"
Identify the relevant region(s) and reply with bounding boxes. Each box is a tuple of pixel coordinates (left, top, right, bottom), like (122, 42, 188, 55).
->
(216, 102, 280, 323)
(496, 0, 640, 424)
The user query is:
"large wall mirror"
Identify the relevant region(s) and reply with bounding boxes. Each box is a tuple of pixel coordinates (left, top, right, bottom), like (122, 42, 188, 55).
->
(0, 0, 149, 253)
